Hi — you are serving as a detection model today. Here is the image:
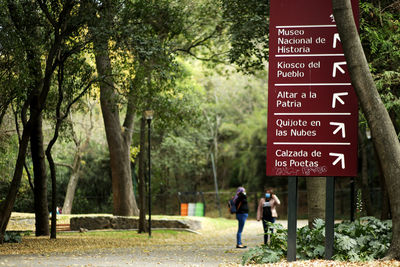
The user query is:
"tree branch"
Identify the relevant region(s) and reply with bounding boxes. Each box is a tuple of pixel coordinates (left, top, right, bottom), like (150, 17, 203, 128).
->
(0, 103, 8, 128)
(382, 1, 400, 12)
(35, 0, 57, 28)
(54, 162, 73, 170)
(12, 103, 34, 191)
(172, 26, 228, 62)
(61, 79, 97, 122)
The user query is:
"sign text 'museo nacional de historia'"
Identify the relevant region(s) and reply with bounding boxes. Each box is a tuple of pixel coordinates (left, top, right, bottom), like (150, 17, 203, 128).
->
(266, 0, 359, 177)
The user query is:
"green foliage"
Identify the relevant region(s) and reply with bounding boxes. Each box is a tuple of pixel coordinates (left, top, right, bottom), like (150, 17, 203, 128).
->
(222, 0, 269, 73)
(151, 124, 210, 195)
(47, 140, 113, 214)
(242, 245, 279, 264)
(296, 219, 326, 259)
(360, 0, 400, 133)
(242, 222, 287, 264)
(333, 217, 392, 261)
(68, 143, 113, 214)
(0, 0, 276, 217)
(242, 218, 392, 264)
(3, 231, 22, 243)
(130, 146, 140, 164)
(360, 1, 400, 75)
(148, 61, 205, 132)
(199, 67, 267, 190)
(0, 133, 18, 185)
(0, 132, 34, 212)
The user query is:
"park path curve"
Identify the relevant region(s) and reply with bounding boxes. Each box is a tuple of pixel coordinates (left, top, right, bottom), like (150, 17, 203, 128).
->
(0, 219, 306, 266)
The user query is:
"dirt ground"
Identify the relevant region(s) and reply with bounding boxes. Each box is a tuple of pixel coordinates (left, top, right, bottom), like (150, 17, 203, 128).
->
(2, 219, 397, 267)
(0, 219, 269, 267)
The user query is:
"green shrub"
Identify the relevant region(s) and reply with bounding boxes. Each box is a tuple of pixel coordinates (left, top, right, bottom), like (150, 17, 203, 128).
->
(242, 217, 392, 264)
(296, 219, 326, 259)
(3, 231, 22, 243)
(333, 217, 392, 261)
(242, 222, 287, 264)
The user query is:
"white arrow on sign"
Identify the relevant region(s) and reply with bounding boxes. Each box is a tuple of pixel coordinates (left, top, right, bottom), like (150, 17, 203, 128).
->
(333, 33, 341, 48)
(329, 153, 345, 169)
(330, 122, 346, 138)
(332, 92, 348, 108)
(332, 61, 347, 77)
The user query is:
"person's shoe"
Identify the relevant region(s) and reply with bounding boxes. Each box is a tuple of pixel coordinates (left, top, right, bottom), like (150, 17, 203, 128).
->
(236, 245, 247, 249)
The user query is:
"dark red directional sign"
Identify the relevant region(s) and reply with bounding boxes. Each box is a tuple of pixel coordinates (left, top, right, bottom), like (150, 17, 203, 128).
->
(266, 0, 359, 177)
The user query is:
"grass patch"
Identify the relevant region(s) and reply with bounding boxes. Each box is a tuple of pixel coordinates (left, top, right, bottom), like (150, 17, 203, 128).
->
(197, 217, 237, 231)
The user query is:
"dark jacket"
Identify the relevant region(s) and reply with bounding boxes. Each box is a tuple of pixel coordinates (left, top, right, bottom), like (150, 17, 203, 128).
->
(236, 193, 249, 214)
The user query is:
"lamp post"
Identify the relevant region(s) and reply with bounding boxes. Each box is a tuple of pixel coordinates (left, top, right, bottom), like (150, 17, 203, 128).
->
(144, 110, 154, 237)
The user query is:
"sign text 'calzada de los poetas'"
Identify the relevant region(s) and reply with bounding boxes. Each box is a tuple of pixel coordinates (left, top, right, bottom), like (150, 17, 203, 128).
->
(266, 0, 359, 177)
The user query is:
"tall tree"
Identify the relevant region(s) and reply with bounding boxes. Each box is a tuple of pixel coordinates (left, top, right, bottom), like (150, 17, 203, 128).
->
(46, 49, 95, 238)
(111, 0, 224, 217)
(6, 0, 51, 236)
(332, 0, 400, 259)
(61, 100, 95, 214)
(0, 0, 35, 241)
(89, 0, 139, 216)
(0, 0, 86, 239)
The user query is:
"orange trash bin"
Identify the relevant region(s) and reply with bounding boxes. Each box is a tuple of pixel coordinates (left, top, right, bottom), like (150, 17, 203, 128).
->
(180, 203, 188, 216)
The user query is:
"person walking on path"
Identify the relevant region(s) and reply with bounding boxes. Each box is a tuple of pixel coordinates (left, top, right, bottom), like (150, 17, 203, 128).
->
(234, 186, 249, 249)
(257, 189, 281, 245)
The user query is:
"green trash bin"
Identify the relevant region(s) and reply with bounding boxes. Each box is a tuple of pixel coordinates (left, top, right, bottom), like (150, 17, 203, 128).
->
(195, 202, 204, 216)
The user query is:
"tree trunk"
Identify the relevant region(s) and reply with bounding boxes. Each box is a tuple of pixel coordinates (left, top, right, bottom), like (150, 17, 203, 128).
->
(30, 109, 49, 236)
(92, 36, 139, 216)
(0, 121, 31, 243)
(306, 177, 326, 228)
(46, 143, 57, 239)
(332, 0, 400, 259)
(62, 100, 94, 214)
(380, 173, 391, 220)
(358, 127, 373, 216)
(138, 118, 147, 233)
(376, 142, 391, 220)
(62, 112, 93, 214)
(0, 104, 8, 128)
(62, 155, 81, 214)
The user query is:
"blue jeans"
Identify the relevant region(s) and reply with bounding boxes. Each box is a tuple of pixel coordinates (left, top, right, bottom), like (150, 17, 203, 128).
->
(236, 213, 248, 245)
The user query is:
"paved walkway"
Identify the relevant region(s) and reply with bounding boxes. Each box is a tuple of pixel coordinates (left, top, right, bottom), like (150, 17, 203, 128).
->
(0, 220, 307, 266)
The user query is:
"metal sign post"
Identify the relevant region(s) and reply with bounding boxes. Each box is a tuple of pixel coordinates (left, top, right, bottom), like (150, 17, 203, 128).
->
(325, 176, 335, 259)
(287, 176, 298, 262)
